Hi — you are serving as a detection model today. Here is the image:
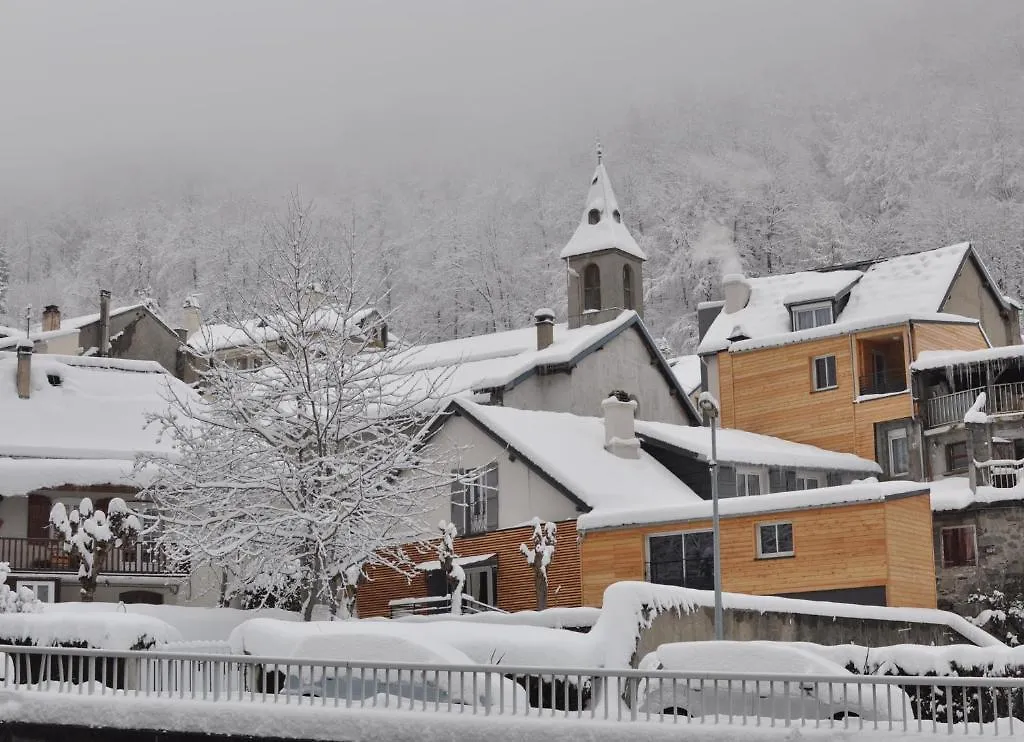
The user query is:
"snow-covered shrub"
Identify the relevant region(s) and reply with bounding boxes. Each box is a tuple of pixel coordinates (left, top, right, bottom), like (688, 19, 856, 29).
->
(436, 521, 464, 615)
(519, 517, 556, 610)
(49, 497, 141, 601)
(0, 562, 42, 613)
(969, 587, 1024, 647)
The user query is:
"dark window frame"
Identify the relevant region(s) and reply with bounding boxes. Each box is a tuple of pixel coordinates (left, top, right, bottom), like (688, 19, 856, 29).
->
(583, 263, 602, 311)
(623, 264, 635, 310)
(941, 525, 977, 568)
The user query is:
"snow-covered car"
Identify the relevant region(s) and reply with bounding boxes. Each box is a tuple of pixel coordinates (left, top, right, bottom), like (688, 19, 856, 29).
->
(247, 628, 529, 710)
(634, 641, 909, 722)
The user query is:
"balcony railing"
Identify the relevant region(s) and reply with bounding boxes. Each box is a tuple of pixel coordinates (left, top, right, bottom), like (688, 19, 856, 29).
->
(0, 537, 184, 575)
(924, 381, 1024, 428)
(976, 458, 1024, 489)
(858, 370, 908, 397)
(388, 594, 505, 618)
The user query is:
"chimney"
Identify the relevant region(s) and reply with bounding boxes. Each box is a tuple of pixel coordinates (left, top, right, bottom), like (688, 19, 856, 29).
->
(182, 295, 201, 337)
(534, 307, 555, 351)
(722, 274, 751, 314)
(16, 342, 32, 399)
(99, 290, 111, 357)
(601, 392, 640, 459)
(42, 305, 61, 332)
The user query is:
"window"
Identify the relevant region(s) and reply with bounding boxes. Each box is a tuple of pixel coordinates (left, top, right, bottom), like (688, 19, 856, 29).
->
(812, 355, 837, 391)
(462, 566, 497, 607)
(757, 522, 794, 558)
(792, 302, 834, 331)
(941, 525, 977, 567)
(795, 473, 820, 490)
(587, 208, 601, 225)
(451, 465, 498, 536)
(16, 580, 55, 603)
(647, 531, 714, 590)
(735, 468, 762, 497)
(612, 209, 622, 223)
(583, 263, 602, 311)
(887, 428, 910, 476)
(623, 265, 634, 310)
(946, 441, 969, 473)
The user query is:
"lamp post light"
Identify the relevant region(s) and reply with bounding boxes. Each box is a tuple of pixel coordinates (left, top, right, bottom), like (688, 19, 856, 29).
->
(697, 392, 724, 641)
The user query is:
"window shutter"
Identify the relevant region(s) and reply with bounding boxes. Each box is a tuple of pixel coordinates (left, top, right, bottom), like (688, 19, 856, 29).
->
(426, 570, 448, 597)
(826, 471, 842, 487)
(450, 476, 465, 535)
(768, 468, 783, 493)
(485, 466, 499, 531)
(716, 465, 736, 498)
(784, 469, 797, 491)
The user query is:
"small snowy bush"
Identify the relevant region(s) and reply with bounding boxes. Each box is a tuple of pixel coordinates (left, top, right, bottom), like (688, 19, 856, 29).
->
(519, 517, 556, 610)
(969, 587, 1024, 646)
(0, 563, 42, 613)
(49, 497, 142, 601)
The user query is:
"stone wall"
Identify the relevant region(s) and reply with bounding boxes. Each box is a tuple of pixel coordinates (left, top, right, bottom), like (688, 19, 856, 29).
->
(933, 502, 1024, 615)
(634, 605, 976, 666)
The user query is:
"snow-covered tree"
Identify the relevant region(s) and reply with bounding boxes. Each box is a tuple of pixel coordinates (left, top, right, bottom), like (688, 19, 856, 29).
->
(49, 498, 142, 601)
(519, 518, 557, 611)
(141, 195, 451, 620)
(436, 521, 464, 615)
(0, 562, 42, 613)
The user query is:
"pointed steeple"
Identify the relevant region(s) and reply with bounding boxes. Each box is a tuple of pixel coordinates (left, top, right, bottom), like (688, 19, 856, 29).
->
(559, 150, 645, 261)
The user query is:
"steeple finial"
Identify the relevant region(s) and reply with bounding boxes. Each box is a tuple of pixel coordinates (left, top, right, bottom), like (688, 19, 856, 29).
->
(596, 139, 603, 165)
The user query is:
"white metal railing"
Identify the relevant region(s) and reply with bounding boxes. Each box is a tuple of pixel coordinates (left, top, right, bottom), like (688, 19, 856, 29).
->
(1, 646, 1022, 735)
(976, 457, 1024, 488)
(388, 593, 506, 617)
(925, 382, 1024, 428)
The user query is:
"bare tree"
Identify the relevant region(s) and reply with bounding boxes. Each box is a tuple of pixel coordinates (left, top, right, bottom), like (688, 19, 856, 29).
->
(141, 194, 451, 620)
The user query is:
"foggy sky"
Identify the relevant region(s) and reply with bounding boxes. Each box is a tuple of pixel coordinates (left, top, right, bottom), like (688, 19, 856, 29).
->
(0, 0, 1009, 211)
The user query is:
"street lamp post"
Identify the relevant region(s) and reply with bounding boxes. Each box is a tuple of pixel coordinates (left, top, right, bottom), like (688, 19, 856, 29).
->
(698, 392, 724, 641)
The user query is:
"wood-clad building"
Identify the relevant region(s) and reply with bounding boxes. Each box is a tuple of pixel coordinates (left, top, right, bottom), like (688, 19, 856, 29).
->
(577, 484, 937, 609)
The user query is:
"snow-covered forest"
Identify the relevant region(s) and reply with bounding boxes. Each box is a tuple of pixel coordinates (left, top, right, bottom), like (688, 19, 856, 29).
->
(1, 2, 1022, 350)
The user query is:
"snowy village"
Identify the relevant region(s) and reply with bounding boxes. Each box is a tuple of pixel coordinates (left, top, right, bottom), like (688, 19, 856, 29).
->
(1, 3, 1024, 741)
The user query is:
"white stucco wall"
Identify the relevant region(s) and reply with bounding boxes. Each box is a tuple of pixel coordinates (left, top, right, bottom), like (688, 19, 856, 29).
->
(504, 327, 692, 425)
(416, 415, 580, 534)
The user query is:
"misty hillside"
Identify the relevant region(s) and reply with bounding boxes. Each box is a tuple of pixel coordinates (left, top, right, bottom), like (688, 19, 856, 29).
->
(1, 1, 1022, 351)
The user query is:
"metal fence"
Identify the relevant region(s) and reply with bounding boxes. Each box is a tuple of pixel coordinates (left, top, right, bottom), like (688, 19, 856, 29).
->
(2, 645, 1023, 735)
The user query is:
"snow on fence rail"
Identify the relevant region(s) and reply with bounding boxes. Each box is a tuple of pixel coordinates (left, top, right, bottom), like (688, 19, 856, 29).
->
(1, 645, 1023, 735)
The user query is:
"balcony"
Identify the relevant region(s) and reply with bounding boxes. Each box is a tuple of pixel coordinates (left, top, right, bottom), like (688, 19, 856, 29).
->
(857, 369, 908, 397)
(923, 381, 1024, 429)
(0, 538, 185, 575)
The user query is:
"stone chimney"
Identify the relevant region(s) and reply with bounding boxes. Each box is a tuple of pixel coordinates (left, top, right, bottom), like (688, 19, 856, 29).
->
(722, 274, 751, 314)
(42, 305, 61, 332)
(98, 290, 111, 357)
(16, 342, 32, 399)
(182, 295, 201, 337)
(602, 392, 640, 459)
(534, 307, 555, 351)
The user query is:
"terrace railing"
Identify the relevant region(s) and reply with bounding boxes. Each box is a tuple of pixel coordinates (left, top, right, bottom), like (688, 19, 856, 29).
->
(976, 458, 1024, 489)
(2, 645, 1022, 736)
(388, 594, 505, 618)
(0, 538, 182, 575)
(924, 381, 1024, 428)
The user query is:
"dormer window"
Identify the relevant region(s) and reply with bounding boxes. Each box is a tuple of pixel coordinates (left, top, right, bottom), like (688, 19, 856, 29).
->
(587, 209, 601, 225)
(791, 302, 834, 331)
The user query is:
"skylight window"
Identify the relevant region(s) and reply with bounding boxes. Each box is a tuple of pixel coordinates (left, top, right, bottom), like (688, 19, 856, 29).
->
(792, 302, 834, 331)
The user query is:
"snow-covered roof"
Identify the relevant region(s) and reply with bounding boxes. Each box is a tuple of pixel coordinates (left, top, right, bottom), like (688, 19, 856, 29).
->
(188, 306, 380, 354)
(414, 553, 496, 572)
(929, 476, 1024, 512)
(559, 162, 645, 261)
(634, 419, 881, 473)
(912, 344, 1024, 372)
(698, 243, 981, 354)
(577, 479, 927, 530)
(452, 400, 702, 513)
(58, 302, 152, 331)
(394, 311, 698, 422)
(667, 354, 702, 395)
(0, 353, 196, 493)
(0, 325, 81, 351)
